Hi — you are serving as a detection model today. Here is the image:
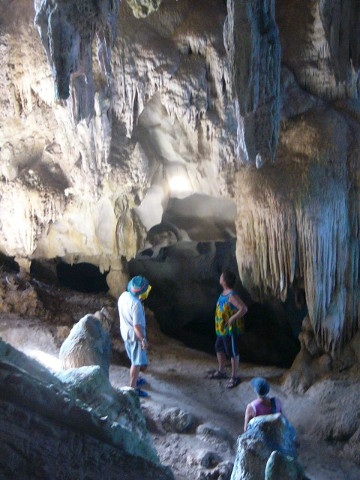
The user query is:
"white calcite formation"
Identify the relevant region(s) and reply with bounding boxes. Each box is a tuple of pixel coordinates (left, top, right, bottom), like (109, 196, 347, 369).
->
(235, 105, 360, 355)
(0, 0, 359, 362)
(0, 0, 238, 289)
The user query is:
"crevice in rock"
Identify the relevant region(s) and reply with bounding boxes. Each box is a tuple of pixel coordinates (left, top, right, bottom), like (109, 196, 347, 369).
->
(0, 253, 19, 274)
(56, 261, 109, 293)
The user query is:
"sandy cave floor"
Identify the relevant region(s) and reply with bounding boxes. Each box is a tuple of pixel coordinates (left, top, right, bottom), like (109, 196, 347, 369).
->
(109, 339, 360, 480)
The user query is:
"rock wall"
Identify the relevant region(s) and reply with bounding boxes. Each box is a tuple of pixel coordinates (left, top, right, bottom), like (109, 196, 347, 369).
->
(0, 338, 173, 479)
(0, 0, 359, 361)
(0, 0, 238, 291)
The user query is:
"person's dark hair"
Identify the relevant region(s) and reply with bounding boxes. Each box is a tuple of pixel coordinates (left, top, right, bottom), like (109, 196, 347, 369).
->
(222, 270, 236, 288)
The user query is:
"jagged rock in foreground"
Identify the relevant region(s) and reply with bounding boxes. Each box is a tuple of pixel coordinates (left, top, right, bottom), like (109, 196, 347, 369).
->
(230, 414, 300, 480)
(0, 338, 173, 480)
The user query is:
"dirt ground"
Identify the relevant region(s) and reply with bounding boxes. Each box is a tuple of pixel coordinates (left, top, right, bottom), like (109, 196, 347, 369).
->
(109, 337, 360, 480)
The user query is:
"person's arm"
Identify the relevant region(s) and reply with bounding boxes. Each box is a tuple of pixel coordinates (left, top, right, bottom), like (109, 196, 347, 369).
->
(244, 403, 255, 432)
(133, 302, 148, 350)
(134, 324, 147, 350)
(228, 293, 248, 326)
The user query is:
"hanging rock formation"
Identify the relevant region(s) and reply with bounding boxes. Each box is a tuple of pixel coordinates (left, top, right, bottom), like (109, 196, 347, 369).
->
(319, 0, 360, 84)
(225, 0, 281, 166)
(127, 0, 163, 18)
(235, 105, 360, 356)
(34, 0, 120, 120)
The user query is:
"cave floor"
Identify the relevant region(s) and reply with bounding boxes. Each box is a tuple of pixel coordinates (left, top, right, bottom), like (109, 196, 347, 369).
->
(109, 339, 360, 480)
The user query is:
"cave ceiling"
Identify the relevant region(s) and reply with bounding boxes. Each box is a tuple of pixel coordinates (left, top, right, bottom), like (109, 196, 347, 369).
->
(0, 0, 359, 355)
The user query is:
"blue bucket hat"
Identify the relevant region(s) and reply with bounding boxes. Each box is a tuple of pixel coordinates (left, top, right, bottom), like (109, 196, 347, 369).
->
(127, 276, 149, 297)
(250, 377, 270, 396)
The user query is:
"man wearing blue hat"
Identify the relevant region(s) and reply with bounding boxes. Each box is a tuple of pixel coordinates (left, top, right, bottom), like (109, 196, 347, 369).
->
(118, 275, 152, 397)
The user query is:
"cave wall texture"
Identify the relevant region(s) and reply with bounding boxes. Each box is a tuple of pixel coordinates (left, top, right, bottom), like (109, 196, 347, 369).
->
(0, 0, 359, 359)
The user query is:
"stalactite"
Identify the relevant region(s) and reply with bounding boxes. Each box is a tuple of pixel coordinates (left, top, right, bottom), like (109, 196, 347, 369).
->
(319, 0, 360, 83)
(225, 0, 281, 165)
(236, 109, 359, 355)
(110, 2, 238, 175)
(34, 0, 120, 122)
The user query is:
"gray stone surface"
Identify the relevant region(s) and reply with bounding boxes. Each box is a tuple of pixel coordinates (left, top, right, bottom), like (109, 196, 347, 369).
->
(225, 0, 281, 165)
(161, 407, 195, 433)
(265, 450, 307, 480)
(0, 338, 173, 479)
(196, 423, 234, 448)
(231, 414, 297, 480)
(59, 313, 111, 377)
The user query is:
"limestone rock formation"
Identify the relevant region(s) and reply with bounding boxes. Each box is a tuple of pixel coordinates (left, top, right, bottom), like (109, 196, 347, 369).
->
(319, 0, 360, 84)
(56, 365, 151, 442)
(265, 451, 307, 480)
(225, 0, 281, 165)
(34, 0, 120, 120)
(0, 0, 359, 392)
(235, 104, 360, 357)
(0, 338, 173, 479)
(127, 0, 163, 18)
(59, 312, 112, 376)
(231, 414, 299, 480)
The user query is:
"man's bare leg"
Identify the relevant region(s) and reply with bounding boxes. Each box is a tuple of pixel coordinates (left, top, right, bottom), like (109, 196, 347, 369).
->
(130, 364, 141, 388)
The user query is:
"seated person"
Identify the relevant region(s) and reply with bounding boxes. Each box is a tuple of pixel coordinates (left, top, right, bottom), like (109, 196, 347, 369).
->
(244, 376, 283, 431)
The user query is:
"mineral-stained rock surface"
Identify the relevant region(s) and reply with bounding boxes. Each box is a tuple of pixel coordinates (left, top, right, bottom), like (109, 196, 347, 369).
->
(231, 414, 298, 480)
(0, 338, 173, 480)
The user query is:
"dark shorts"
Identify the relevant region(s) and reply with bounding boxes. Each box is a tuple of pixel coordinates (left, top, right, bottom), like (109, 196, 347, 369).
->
(215, 334, 240, 358)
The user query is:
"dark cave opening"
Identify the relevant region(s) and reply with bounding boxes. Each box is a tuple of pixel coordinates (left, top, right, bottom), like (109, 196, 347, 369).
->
(158, 297, 302, 368)
(130, 239, 304, 368)
(56, 261, 109, 293)
(0, 253, 19, 273)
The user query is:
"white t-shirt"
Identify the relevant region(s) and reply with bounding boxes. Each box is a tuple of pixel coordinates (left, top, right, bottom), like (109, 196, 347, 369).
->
(118, 291, 146, 342)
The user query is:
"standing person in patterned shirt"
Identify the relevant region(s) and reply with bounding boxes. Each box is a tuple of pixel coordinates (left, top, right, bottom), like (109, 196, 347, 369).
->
(209, 270, 248, 388)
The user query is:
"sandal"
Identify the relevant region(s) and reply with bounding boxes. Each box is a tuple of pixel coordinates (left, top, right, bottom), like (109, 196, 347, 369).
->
(136, 377, 149, 387)
(226, 376, 241, 389)
(208, 370, 228, 379)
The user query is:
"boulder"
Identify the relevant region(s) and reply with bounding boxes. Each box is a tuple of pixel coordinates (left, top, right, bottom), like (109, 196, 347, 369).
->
(230, 414, 297, 480)
(0, 338, 173, 480)
(59, 313, 111, 377)
(196, 423, 234, 449)
(161, 407, 195, 433)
